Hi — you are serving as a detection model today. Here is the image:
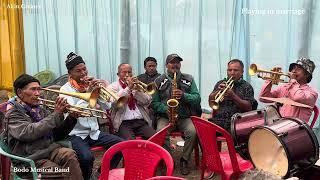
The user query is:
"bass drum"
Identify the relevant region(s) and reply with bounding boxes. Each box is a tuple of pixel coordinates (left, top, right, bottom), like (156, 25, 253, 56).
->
(230, 105, 281, 159)
(248, 117, 319, 178)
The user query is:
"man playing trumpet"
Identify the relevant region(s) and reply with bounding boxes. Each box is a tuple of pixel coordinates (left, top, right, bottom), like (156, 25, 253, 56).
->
(108, 63, 155, 140)
(209, 59, 258, 132)
(3, 74, 83, 179)
(61, 52, 123, 180)
(259, 58, 318, 122)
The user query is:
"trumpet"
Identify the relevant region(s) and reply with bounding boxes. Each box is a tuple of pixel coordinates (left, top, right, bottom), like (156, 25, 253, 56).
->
(209, 77, 234, 110)
(41, 87, 99, 108)
(125, 76, 157, 95)
(98, 85, 128, 108)
(249, 64, 290, 85)
(38, 98, 107, 119)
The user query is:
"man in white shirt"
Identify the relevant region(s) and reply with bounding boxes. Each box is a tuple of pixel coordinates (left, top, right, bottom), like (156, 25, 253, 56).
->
(108, 63, 155, 139)
(61, 52, 123, 180)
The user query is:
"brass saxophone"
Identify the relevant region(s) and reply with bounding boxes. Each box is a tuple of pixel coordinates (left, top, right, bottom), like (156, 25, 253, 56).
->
(167, 72, 179, 126)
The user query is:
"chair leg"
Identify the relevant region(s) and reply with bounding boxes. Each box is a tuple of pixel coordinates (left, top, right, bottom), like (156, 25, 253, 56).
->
(1, 155, 11, 180)
(194, 144, 200, 168)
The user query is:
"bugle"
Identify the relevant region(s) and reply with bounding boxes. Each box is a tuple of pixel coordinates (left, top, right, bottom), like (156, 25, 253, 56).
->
(98, 85, 128, 108)
(249, 64, 290, 85)
(209, 77, 234, 110)
(41, 87, 99, 108)
(39, 98, 107, 118)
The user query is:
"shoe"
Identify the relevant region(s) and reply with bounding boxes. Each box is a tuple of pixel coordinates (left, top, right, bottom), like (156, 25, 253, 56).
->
(179, 158, 190, 175)
(204, 170, 215, 179)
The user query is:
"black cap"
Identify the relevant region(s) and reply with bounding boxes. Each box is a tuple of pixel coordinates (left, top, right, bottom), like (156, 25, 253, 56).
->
(166, 54, 183, 64)
(65, 52, 85, 70)
(14, 74, 40, 95)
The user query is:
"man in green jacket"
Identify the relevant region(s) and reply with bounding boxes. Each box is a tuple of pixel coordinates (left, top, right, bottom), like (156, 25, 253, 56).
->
(152, 54, 201, 175)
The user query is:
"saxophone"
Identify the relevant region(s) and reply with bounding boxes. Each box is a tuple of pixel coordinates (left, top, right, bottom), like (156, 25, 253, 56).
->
(167, 72, 179, 126)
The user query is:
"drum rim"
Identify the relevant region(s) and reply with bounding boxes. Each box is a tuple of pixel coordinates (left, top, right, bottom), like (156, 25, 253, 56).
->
(248, 124, 291, 177)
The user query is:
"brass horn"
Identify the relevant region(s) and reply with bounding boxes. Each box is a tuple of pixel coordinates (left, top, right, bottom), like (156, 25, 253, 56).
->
(249, 64, 290, 85)
(39, 98, 107, 118)
(98, 85, 128, 108)
(40, 87, 99, 108)
(209, 77, 234, 110)
(134, 81, 157, 95)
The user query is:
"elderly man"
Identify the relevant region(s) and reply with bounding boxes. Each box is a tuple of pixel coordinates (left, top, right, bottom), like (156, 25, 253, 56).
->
(152, 54, 201, 175)
(4, 74, 82, 179)
(108, 63, 155, 140)
(61, 52, 123, 180)
(259, 58, 318, 122)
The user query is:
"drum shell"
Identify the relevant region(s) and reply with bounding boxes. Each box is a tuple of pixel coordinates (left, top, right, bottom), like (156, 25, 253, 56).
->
(249, 118, 319, 177)
(231, 105, 280, 159)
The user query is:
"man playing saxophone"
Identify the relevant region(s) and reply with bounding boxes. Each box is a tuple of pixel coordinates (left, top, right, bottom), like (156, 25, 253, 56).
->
(209, 59, 258, 132)
(60, 52, 123, 180)
(152, 54, 201, 175)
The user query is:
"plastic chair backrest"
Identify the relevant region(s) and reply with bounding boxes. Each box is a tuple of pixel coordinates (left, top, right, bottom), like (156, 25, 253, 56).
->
(310, 105, 319, 128)
(191, 116, 241, 174)
(146, 176, 187, 180)
(148, 123, 172, 146)
(100, 140, 174, 180)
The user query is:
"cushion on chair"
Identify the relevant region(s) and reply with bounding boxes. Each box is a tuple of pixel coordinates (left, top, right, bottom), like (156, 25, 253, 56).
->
(34, 70, 55, 87)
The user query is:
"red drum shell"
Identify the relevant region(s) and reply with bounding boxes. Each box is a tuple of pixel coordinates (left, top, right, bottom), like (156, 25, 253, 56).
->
(248, 117, 319, 178)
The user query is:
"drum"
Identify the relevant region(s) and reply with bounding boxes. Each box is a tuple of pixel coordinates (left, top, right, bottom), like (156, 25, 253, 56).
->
(248, 117, 319, 178)
(230, 105, 281, 159)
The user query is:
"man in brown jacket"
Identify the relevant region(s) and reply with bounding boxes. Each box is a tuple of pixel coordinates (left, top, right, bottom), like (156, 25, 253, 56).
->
(4, 74, 83, 179)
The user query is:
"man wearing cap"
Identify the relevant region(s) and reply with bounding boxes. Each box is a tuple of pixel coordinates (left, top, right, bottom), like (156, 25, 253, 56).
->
(152, 54, 201, 175)
(259, 58, 318, 122)
(137, 57, 161, 84)
(61, 52, 123, 180)
(3, 74, 83, 179)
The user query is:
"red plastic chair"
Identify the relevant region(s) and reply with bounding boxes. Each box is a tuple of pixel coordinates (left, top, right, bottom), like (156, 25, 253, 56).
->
(99, 140, 174, 180)
(146, 176, 187, 180)
(148, 123, 173, 146)
(310, 105, 319, 128)
(191, 116, 253, 180)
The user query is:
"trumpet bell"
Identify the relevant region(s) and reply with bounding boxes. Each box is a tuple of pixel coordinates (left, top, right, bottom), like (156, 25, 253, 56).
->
(249, 64, 258, 76)
(99, 86, 128, 108)
(145, 82, 157, 95)
(41, 87, 99, 108)
(209, 100, 219, 110)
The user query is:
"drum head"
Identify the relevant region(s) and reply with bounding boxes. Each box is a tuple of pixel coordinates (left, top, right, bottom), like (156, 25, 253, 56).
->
(248, 128, 288, 177)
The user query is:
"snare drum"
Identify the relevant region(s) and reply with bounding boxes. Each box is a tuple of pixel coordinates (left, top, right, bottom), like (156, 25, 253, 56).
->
(248, 117, 319, 178)
(230, 105, 280, 159)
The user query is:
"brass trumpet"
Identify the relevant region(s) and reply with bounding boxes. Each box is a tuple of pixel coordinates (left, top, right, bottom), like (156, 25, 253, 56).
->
(209, 77, 234, 110)
(38, 98, 107, 118)
(41, 87, 99, 108)
(249, 64, 290, 85)
(125, 76, 157, 95)
(133, 81, 157, 95)
(98, 85, 128, 108)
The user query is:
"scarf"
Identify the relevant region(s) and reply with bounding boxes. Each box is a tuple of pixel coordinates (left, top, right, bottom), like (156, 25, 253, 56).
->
(69, 77, 87, 92)
(119, 79, 137, 110)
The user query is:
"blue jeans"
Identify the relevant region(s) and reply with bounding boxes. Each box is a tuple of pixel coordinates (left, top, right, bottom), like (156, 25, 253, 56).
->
(68, 132, 123, 180)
